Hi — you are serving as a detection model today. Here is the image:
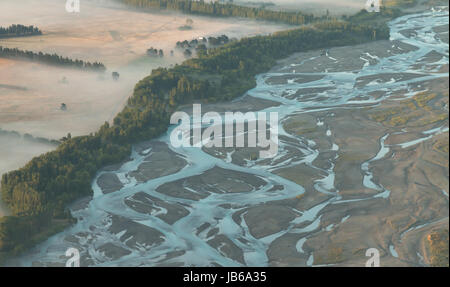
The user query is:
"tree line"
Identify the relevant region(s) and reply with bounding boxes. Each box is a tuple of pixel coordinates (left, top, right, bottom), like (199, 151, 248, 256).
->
(0, 24, 42, 38)
(0, 17, 390, 261)
(176, 34, 231, 58)
(0, 46, 106, 72)
(119, 0, 319, 25)
(0, 128, 60, 146)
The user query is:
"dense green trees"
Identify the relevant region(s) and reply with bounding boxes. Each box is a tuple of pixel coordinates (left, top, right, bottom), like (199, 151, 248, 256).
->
(0, 24, 42, 38)
(147, 47, 164, 57)
(0, 135, 130, 257)
(0, 46, 106, 72)
(0, 19, 389, 260)
(2, 136, 130, 215)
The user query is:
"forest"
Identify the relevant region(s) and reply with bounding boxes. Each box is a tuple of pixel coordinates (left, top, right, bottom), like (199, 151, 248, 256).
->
(0, 46, 106, 72)
(176, 35, 231, 57)
(0, 24, 42, 38)
(118, 0, 319, 25)
(0, 11, 392, 261)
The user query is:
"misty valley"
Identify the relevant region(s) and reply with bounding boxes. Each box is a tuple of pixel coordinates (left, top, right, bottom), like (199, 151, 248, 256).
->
(0, 0, 448, 269)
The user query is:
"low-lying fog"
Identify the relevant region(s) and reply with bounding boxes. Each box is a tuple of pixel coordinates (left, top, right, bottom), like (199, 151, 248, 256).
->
(228, 0, 366, 15)
(0, 0, 369, 215)
(0, 0, 295, 215)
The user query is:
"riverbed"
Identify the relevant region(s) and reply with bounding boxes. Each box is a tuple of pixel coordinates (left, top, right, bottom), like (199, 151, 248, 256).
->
(8, 5, 449, 267)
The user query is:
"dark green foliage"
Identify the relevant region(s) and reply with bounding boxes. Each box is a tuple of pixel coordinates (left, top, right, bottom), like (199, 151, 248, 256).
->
(0, 46, 106, 72)
(207, 35, 229, 46)
(0, 135, 130, 256)
(0, 214, 73, 257)
(0, 24, 42, 38)
(2, 135, 130, 216)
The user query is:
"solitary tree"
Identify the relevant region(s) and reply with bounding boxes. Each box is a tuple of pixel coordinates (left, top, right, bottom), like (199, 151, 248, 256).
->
(112, 71, 120, 81)
(184, 49, 192, 58)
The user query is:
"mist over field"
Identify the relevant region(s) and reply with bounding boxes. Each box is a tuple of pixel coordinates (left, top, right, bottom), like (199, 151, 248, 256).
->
(0, 0, 394, 221)
(0, 0, 448, 268)
(0, 0, 292, 215)
(232, 0, 366, 15)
